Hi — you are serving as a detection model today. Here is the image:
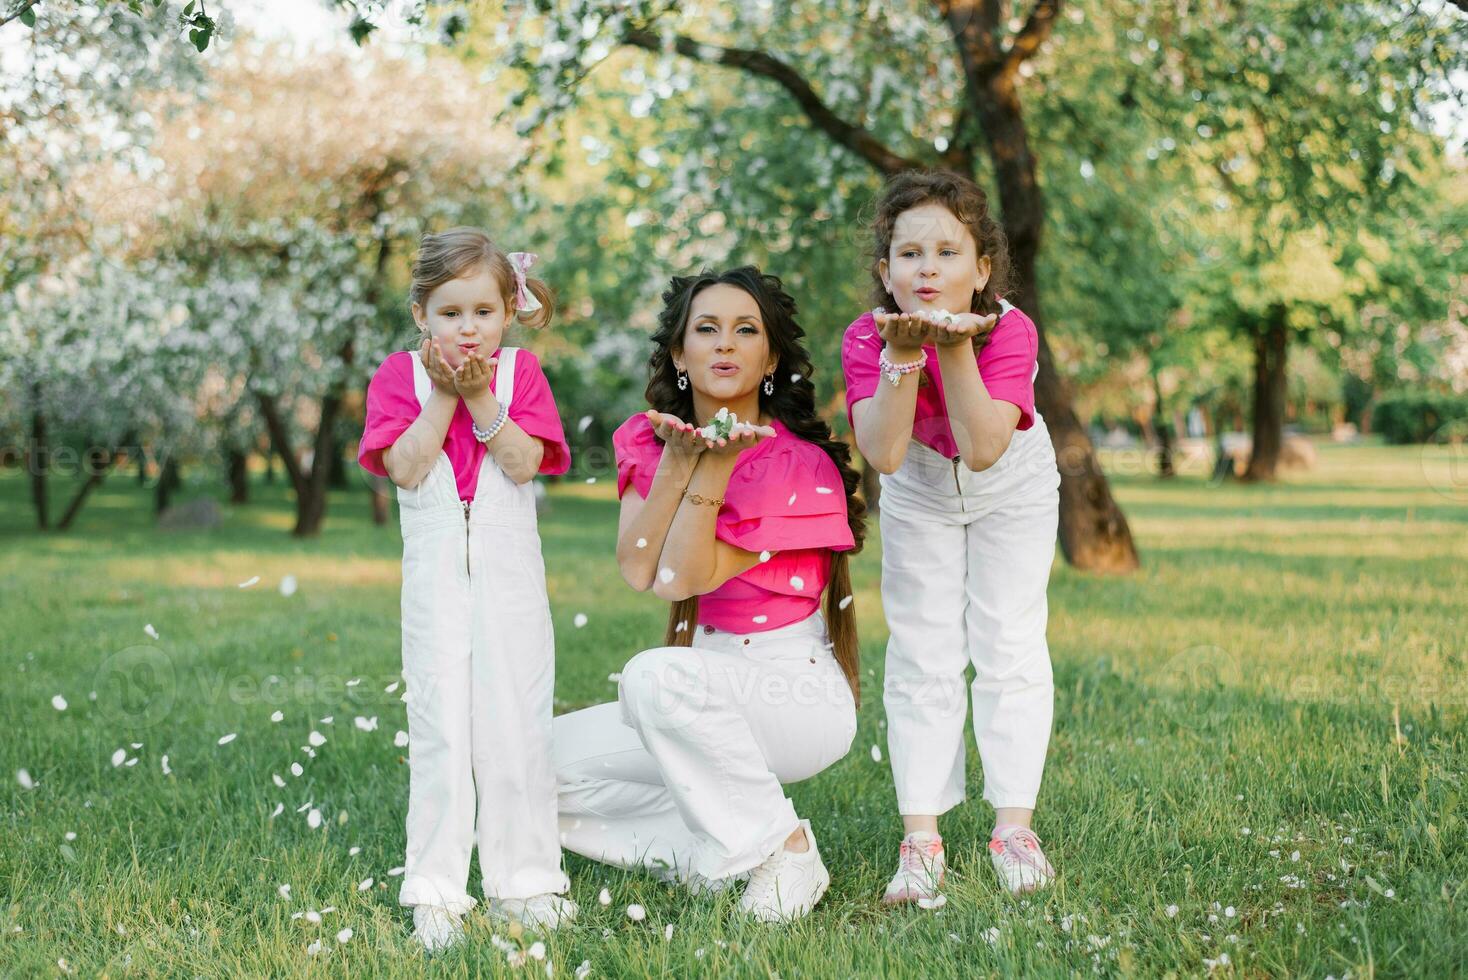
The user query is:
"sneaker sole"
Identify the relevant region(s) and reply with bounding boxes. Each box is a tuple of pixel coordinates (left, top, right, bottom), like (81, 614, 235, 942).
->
(745, 869, 830, 923)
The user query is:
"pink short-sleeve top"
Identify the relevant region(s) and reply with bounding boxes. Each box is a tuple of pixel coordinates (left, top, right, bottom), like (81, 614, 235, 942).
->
(612, 412, 854, 633)
(358, 348, 570, 500)
(841, 301, 1039, 460)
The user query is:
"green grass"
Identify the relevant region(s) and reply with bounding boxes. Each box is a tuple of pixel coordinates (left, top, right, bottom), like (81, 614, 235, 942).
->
(2, 440, 1465, 977)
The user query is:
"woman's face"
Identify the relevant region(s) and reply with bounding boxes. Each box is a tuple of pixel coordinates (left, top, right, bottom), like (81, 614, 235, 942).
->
(672, 283, 777, 402)
(411, 264, 510, 369)
(880, 202, 991, 315)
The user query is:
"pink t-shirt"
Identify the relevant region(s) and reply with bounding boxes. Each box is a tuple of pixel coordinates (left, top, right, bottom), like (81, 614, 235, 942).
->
(842, 303, 1039, 460)
(613, 412, 855, 634)
(358, 348, 571, 500)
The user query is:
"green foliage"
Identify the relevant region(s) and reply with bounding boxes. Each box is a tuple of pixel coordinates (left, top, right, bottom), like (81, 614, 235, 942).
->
(1372, 390, 1468, 444)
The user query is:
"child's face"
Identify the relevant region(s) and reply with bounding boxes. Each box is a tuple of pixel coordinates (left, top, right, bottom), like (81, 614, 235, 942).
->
(411, 265, 511, 369)
(673, 283, 776, 402)
(880, 202, 992, 316)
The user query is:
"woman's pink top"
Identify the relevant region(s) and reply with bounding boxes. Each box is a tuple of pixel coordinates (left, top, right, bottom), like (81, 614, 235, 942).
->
(613, 412, 854, 633)
(358, 348, 571, 500)
(841, 304, 1039, 460)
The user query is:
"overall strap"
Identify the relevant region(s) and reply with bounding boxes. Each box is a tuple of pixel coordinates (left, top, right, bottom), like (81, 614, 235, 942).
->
(494, 347, 519, 411)
(410, 348, 432, 408)
(998, 298, 1016, 317)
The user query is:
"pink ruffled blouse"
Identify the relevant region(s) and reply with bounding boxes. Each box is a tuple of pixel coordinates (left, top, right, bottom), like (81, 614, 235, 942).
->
(613, 412, 855, 633)
(841, 303, 1040, 460)
(358, 348, 571, 500)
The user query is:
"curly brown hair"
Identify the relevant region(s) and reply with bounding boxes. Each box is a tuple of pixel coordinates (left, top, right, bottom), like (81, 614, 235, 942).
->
(870, 170, 1012, 320)
(644, 266, 868, 703)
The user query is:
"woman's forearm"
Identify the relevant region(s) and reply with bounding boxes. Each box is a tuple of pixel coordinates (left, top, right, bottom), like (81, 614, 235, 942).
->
(935, 345, 1015, 471)
(616, 452, 699, 591)
(382, 391, 457, 488)
(653, 454, 738, 600)
(853, 348, 922, 474)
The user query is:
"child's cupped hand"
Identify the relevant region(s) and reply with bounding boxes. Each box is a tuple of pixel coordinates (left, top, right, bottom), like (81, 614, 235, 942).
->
(421, 339, 460, 395)
(874, 309, 939, 353)
(930, 311, 998, 348)
(699, 423, 777, 458)
(453, 351, 498, 400)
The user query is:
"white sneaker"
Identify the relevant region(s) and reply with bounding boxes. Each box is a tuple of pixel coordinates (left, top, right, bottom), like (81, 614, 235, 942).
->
(881, 832, 946, 906)
(738, 819, 831, 923)
(412, 904, 464, 953)
(988, 827, 1055, 894)
(487, 893, 578, 931)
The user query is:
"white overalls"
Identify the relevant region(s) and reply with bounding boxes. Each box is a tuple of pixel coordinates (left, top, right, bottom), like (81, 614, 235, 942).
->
(879, 304, 1063, 815)
(396, 347, 568, 913)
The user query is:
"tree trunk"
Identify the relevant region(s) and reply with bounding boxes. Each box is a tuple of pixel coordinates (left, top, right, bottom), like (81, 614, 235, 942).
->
(1153, 371, 1175, 479)
(1244, 308, 1288, 482)
(327, 426, 349, 490)
(861, 458, 882, 516)
(370, 475, 391, 525)
(28, 388, 49, 531)
(155, 457, 182, 514)
(56, 431, 134, 531)
(969, 68, 1138, 572)
(227, 449, 250, 504)
(263, 443, 277, 485)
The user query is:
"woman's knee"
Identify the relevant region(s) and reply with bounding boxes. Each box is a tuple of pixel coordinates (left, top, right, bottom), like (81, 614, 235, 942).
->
(617, 646, 709, 724)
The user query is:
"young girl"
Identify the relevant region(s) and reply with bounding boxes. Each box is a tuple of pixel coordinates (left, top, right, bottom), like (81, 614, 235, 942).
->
(552, 266, 865, 923)
(358, 229, 575, 950)
(842, 171, 1062, 902)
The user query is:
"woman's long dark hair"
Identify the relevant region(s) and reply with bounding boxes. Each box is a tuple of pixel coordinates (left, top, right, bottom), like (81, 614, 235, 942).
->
(646, 266, 868, 703)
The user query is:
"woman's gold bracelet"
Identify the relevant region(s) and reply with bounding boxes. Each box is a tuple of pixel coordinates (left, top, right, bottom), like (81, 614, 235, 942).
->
(684, 491, 725, 507)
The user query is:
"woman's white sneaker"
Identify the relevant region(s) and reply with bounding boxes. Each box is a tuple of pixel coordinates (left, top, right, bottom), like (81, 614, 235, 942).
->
(739, 819, 831, 923)
(488, 893, 579, 931)
(412, 904, 464, 953)
(881, 832, 946, 905)
(988, 827, 1055, 894)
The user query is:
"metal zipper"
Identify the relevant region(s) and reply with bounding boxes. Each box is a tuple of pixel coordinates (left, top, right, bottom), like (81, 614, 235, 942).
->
(952, 456, 966, 511)
(462, 499, 471, 576)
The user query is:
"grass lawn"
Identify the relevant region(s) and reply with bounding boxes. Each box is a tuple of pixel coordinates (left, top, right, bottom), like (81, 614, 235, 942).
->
(2, 440, 1465, 977)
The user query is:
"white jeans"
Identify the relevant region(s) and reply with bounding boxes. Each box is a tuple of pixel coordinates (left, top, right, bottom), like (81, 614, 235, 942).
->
(553, 612, 857, 883)
(879, 417, 1061, 814)
(396, 451, 568, 912)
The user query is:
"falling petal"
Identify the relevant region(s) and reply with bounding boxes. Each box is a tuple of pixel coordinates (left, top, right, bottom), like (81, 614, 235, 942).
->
(358, 878, 373, 891)
(384, 682, 399, 693)
(125, 757, 138, 767)
(279, 575, 298, 597)
(815, 486, 834, 495)
(51, 695, 67, 711)
(305, 940, 322, 956)
(636, 538, 647, 549)
(1166, 904, 1179, 918)
(664, 923, 674, 941)
(353, 716, 377, 732)
(345, 678, 360, 687)
(238, 576, 260, 589)
(573, 613, 588, 628)
(839, 595, 854, 610)
(272, 774, 286, 788)
(308, 731, 327, 747)
(585, 477, 597, 485)
(336, 927, 352, 944)
(16, 769, 35, 790)
(394, 730, 409, 748)
(217, 733, 237, 745)
(528, 941, 546, 960)
(270, 711, 284, 723)
(388, 866, 406, 876)
(290, 763, 304, 777)
(759, 551, 771, 563)
(270, 803, 284, 819)
(278, 884, 291, 899)
(752, 615, 768, 625)
(307, 809, 323, 829)
(626, 904, 646, 922)
(575, 962, 592, 979)
(789, 576, 805, 591)
(111, 749, 127, 767)
(598, 888, 611, 906)
(578, 415, 594, 433)
(658, 568, 675, 584)
(788, 493, 797, 506)
(607, 672, 622, 683)
(64, 831, 76, 841)
(160, 755, 171, 775)
(871, 745, 883, 762)
(144, 624, 159, 640)
(349, 846, 361, 856)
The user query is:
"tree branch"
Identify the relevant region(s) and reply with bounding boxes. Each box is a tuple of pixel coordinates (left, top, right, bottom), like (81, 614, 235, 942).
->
(1004, 0, 1062, 75)
(0, 0, 38, 30)
(623, 28, 924, 176)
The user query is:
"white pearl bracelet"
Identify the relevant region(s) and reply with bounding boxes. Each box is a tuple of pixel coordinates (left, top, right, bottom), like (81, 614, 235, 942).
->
(878, 346, 926, 387)
(471, 403, 510, 444)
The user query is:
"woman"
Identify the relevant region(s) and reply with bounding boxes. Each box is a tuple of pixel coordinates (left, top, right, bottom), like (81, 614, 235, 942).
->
(552, 267, 866, 922)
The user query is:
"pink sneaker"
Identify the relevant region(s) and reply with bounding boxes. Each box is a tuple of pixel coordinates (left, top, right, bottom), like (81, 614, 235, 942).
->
(988, 827, 1055, 894)
(881, 832, 946, 905)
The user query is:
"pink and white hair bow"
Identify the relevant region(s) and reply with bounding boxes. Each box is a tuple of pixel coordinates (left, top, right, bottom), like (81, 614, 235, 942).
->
(506, 251, 543, 313)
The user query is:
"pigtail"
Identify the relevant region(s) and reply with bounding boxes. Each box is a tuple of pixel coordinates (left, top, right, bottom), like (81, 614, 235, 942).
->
(664, 597, 699, 648)
(516, 277, 556, 331)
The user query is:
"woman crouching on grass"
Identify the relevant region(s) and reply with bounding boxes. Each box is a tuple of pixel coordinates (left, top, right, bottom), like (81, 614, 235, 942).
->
(551, 266, 866, 922)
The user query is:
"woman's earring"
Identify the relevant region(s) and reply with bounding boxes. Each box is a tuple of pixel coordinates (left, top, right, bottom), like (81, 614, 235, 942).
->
(677, 371, 689, 391)
(763, 375, 775, 396)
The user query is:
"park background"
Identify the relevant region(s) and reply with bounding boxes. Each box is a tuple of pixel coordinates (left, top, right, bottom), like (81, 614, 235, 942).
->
(2, 0, 1465, 975)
